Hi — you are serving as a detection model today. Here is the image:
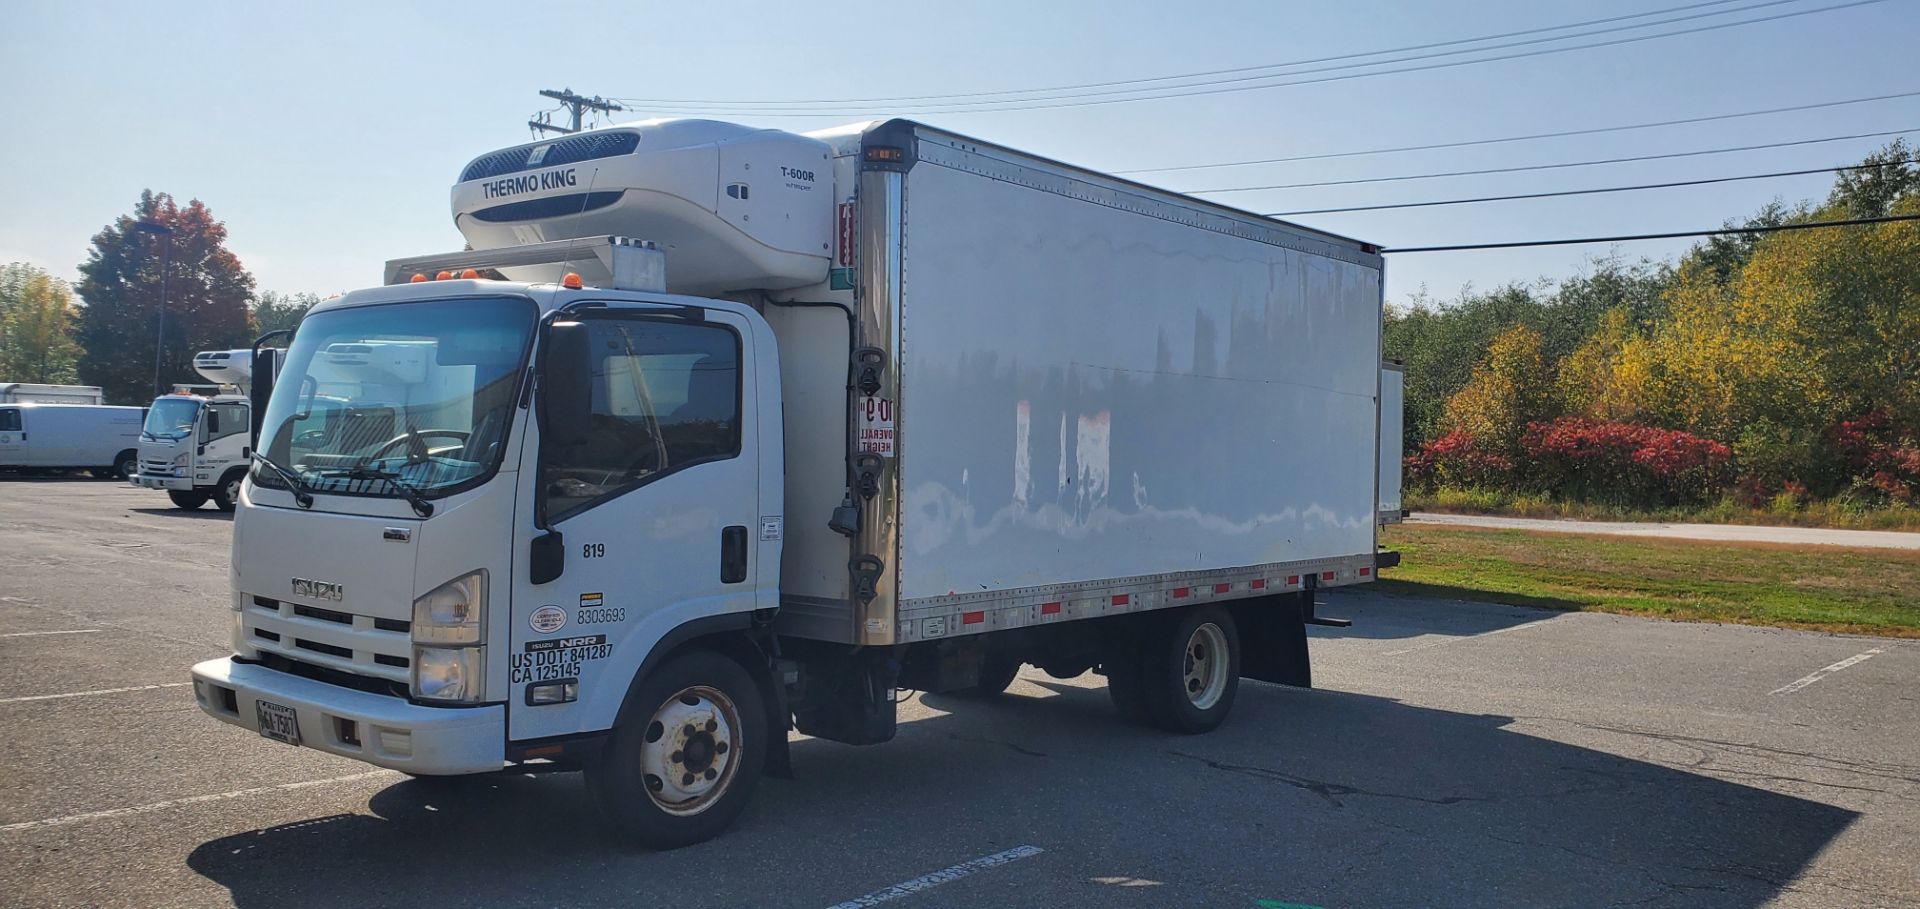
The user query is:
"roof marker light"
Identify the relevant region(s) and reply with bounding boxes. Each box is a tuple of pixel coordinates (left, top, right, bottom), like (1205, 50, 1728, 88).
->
(435, 271, 453, 281)
(410, 273, 428, 283)
(561, 273, 583, 290)
(460, 268, 480, 279)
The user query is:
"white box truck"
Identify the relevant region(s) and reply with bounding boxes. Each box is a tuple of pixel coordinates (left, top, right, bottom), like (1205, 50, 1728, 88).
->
(190, 118, 1398, 848)
(0, 383, 105, 405)
(135, 349, 291, 511)
(0, 402, 144, 477)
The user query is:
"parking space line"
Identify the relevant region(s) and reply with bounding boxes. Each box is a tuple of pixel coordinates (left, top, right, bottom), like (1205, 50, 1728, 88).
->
(1769, 648, 1885, 695)
(0, 682, 193, 704)
(0, 770, 397, 834)
(0, 629, 102, 638)
(823, 845, 1045, 908)
(1381, 619, 1555, 656)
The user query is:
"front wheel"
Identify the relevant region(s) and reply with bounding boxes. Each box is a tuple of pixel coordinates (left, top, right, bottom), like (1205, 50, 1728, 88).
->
(586, 649, 767, 850)
(213, 471, 244, 512)
(167, 490, 210, 510)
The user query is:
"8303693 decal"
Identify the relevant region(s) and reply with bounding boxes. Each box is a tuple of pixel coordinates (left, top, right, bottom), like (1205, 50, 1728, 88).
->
(576, 591, 624, 624)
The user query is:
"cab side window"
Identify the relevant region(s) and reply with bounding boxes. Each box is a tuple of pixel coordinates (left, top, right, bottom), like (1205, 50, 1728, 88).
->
(0, 409, 19, 432)
(541, 318, 741, 521)
(205, 403, 249, 443)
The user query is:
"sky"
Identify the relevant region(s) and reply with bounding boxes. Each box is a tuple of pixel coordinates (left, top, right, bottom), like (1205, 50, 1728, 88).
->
(2, 0, 1916, 307)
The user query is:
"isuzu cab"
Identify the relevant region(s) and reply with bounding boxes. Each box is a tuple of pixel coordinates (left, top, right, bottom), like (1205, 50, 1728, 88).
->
(190, 118, 1397, 848)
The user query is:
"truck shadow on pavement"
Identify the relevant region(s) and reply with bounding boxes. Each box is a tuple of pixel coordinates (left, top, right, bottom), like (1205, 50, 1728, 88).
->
(183, 679, 1860, 908)
(1305, 585, 1570, 642)
(125, 506, 233, 521)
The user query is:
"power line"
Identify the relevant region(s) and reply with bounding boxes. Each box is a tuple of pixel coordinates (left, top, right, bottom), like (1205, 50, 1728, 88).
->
(615, 0, 1777, 109)
(1191, 127, 1918, 194)
(616, 0, 1759, 107)
(1265, 158, 1914, 216)
(611, 0, 1883, 116)
(1381, 213, 1920, 253)
(1118, 90, 1920, 176)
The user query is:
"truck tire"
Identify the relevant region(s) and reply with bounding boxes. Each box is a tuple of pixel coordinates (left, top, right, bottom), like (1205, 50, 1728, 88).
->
(213, 470, 246, 511)
(1112, 605, 1241, 734)
(587, 648, 767, 850)
(168, 490, 210, 510)
(112, 450, 138, 481)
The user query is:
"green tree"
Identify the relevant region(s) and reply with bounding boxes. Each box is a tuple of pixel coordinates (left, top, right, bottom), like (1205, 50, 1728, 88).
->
(0, 271, 83, 383)
(251, 291, 322, 336)
(75, 191, 254, 404)
(1441, 324, 1556, 453)
(1828, 139, 1919, 219)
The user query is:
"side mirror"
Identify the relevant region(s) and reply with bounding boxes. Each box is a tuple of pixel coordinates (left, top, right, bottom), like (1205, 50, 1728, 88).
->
(540, 321, 593, 447)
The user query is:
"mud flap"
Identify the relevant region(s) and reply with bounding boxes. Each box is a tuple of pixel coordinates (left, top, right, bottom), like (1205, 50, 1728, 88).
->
(1230, 591, 1312, 688)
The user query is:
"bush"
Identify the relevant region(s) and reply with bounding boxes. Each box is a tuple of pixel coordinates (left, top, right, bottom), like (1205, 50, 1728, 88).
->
(1830, 411, 1920, 504)
(1406, 430, 1513, 490)
(1520, 417, 1732, 506)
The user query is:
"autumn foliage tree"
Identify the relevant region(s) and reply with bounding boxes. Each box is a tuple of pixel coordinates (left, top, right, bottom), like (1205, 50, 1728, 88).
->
(1440, 324, 1556, 453)
(75, 191, 254, 404)
(0, 270, 83, 383)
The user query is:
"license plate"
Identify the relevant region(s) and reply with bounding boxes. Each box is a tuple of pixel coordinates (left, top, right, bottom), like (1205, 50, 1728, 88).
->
(255, 700, 301, 746)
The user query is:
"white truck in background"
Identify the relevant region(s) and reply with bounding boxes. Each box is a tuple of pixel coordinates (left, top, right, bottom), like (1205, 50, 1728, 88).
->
(135, 350, 278, 510)
(0, 383, 105, 405)
(0, 402, 144, 477)
(190, 118, 1400, 849)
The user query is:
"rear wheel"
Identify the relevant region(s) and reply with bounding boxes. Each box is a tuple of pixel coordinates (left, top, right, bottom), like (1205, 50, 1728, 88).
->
(167, 490, 209, 510)
(213, 471, 244, 511)
(1109, 605, 1240, 734)
(586, 649, 767, 850)
(112, 451, 138, 481)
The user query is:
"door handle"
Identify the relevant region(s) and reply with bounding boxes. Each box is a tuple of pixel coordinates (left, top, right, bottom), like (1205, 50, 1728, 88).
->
(721, 525, 748, 584)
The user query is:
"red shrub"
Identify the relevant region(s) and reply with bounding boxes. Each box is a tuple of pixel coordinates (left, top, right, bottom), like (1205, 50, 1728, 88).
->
(1406, 430, 1513, 490)
(1829, 411, 1920, 502)
(1520, 418, 1731, 505)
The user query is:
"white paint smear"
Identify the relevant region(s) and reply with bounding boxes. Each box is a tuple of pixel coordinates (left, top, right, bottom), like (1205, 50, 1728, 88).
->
(0, 682, 193, 704)
(824, 845, 1044, 909)
(0, 629, 101, 638)
(1769, 648, 1885, 696)
(0, 770, 396, 834)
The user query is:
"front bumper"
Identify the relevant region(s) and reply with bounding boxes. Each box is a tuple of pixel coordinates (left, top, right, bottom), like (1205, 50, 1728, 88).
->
(191, 657, 506, 775)
(136, 472, 195, 491)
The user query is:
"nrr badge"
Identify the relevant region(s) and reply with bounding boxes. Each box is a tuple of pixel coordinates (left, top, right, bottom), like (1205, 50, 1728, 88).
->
(528, 604, 567, 633)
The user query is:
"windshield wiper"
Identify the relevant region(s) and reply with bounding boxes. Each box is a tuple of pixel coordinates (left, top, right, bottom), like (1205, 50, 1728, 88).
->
(314, 466, 435, 518)
(250, 452, 315, 509)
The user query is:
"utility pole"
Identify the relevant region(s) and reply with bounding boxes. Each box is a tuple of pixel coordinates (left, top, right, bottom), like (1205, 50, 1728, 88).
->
(126, 220, 174, 397)
(529, 88, 624, 137)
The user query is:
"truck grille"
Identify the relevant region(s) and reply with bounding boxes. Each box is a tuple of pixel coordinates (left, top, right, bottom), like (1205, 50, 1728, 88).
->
(243, 595, 412, 685)
(140, 459, 177, 476)
(459, 131, 642, 182)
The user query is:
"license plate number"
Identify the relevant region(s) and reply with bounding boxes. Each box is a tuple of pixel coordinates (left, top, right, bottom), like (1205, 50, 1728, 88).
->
(255, 700, 301, 746)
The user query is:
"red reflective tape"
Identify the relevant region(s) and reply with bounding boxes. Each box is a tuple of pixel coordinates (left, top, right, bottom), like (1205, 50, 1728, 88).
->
(1172, 587, 1190, 598)
(1321, 571, 1336, 581)
(1251, 578, 1267, 590)
(962, 611, 985, 625)
(1111, 594, 1130, 606)
(1213, 583, 1231, 594)
(1287, 575, 1300, 585)
(1359, 566, 1372, 576)
(1040, 601, 1062, 615)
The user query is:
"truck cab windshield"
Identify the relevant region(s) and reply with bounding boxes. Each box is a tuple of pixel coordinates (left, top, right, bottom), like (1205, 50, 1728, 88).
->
(142, 397, 200, 440)
(253, 296, 535, 502)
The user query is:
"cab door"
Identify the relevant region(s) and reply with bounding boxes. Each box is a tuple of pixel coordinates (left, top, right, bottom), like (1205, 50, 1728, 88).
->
(507, 305, 775, 742)
(0, 407, 23, 463)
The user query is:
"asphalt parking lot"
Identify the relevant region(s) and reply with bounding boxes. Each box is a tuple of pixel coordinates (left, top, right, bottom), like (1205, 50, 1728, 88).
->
(1, 479, 1916, 908)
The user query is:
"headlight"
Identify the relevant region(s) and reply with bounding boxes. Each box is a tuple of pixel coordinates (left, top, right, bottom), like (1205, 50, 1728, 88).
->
(413, 646, 486, 702)
(172, 452, 189, 466)
(412, 570, 487, 645)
